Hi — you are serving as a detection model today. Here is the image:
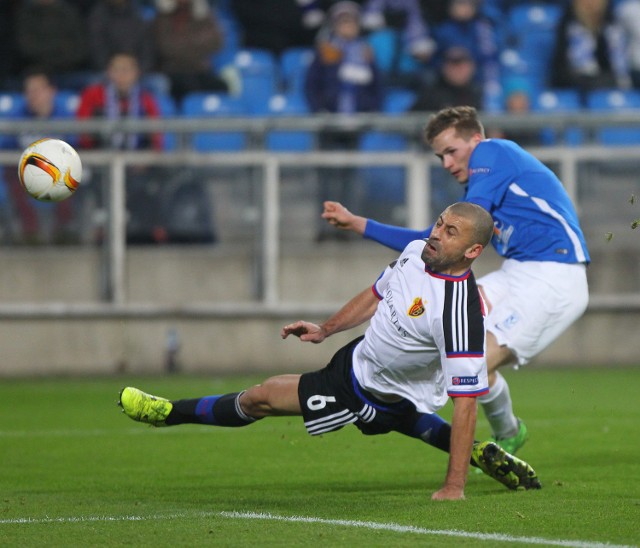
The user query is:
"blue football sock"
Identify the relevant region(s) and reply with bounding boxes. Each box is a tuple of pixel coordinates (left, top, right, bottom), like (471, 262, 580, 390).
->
(408, 413, 451, 453)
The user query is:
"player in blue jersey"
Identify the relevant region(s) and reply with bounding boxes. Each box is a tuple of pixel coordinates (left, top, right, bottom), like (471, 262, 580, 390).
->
(321, 106, 590, 454)
(119, 202, 541, 500)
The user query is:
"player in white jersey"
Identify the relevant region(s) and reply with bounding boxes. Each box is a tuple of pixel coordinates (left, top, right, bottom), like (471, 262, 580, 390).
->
(321, 106, 590, 455)
(119, 202, 541, 500)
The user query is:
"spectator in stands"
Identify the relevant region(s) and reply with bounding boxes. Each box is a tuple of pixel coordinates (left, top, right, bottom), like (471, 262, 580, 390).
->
(616, 0, 640, 88)
(230, 0, 321, 55)
(408, 47, 484, 214)
(360, 0, 437, 89)
(77, 52, 168, 244)
(76, 52, 216, 244)
(304, 1, 383, 242)
(14, 0, 88, 80)
(87, 0, 155, 75)
(410, 46, 482, 112)
(550, 0, 632, 95)
(152, 0, 229, 102)
(305, 1, 383, 115)
(432, 0, 502, 111)
(489, 76, 543, 148)
(1, 70, 77, 244)
(77, 52, 163, 151)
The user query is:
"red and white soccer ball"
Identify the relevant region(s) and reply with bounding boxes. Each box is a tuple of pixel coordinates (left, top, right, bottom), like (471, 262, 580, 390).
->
(18, 138, 82, 202)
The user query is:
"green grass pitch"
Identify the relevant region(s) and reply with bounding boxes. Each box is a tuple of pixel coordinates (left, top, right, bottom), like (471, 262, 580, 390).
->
(1, 366, 638, 547)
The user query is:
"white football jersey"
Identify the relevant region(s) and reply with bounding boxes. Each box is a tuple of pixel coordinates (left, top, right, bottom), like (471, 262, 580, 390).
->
(352, 240, 489, 414)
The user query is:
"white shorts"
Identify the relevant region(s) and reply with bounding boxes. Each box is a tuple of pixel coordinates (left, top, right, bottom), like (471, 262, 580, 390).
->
(478, 259, 589, 366)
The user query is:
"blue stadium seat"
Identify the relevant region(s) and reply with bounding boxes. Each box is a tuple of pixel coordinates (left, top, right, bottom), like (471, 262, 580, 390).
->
(252, 94, 314, 152)
(383, 88, 417, 115)
(233, 49, 279, 113)
(0, 93, 25, 117)
(280, 47, 314, 98)
(142, 73, 171, 98)
(0, 94, 26, 149)
(505, 3, 563, 94)
(366, 29, 421, 78)
(508, 3, 563, 33)
(533, 89, 585, 145)
(54, 91, 80, 117)
(181, 93, 248, 152)
(358, 131, 409, 204)
(586, 90, 640, 145)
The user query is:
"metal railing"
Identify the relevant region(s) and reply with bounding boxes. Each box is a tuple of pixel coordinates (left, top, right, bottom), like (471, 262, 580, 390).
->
(0, 112, 639, 317)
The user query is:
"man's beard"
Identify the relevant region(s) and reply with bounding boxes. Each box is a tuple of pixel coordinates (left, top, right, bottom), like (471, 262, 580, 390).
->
(421, 242, 463, 272)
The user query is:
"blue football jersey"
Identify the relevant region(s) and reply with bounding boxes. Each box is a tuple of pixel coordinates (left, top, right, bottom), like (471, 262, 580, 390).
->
(364, 139, 590, 264)
(465, 139, 589, 263)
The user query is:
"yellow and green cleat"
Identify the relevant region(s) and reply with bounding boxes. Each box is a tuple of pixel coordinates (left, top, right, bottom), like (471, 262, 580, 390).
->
(118, 386, 173, 427)
(471, 441, 541, 491)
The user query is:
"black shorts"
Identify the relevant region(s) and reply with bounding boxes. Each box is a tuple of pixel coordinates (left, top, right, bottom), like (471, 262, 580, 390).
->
(298, 336, 421, 437)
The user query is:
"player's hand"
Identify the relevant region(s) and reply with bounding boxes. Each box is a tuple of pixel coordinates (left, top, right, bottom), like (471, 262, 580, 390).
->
(431, 486, 465, 501)
(281, 321, 326, 343)
(321, 201, 367, 235)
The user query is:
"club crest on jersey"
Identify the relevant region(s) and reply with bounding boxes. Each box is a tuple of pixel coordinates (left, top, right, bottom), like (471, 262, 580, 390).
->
(407, 297, 425, 317)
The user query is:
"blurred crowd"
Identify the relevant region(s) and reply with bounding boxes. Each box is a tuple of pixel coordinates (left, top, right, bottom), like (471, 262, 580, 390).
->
(2, 0, 640, 114)
(1, 0, 640, 245)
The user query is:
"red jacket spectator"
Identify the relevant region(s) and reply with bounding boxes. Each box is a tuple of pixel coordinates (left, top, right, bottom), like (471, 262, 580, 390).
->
(77, 53, 163, 150)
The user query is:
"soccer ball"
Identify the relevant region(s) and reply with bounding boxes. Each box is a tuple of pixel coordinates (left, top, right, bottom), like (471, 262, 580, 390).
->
(18, 138, 82, 202)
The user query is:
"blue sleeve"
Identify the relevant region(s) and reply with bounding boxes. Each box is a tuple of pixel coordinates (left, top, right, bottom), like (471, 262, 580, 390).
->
(364, 219, 432, 251)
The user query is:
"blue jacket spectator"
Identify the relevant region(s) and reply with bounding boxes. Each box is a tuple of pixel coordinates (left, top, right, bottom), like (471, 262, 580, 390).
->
(304, 2, 383, 242)
(305, 1, 383, 113)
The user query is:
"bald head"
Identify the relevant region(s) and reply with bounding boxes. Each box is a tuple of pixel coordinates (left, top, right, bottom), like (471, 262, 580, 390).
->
(445, 202, 494, 247)
(421, 201, 494, 275)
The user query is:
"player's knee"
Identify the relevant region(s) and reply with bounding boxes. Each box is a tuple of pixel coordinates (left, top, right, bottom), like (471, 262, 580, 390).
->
(486, 333, 517, 370)
(239, 383, 276, 417)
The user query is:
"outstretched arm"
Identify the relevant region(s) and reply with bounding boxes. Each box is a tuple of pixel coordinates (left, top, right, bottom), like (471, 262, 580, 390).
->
(321, 201, 368, 235)
(281, 287, 379, 343)
(321, 201, 431, 252)
(431, 396, 477, 501)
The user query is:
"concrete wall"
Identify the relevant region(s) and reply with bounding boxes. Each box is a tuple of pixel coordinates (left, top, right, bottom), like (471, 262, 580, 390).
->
(0, 244, 637, 377)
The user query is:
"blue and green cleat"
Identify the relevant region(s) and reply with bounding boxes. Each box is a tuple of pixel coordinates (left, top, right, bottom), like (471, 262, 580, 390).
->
(494, 419, 529, 455)
(471, 441, 541, 491)
(118, 386, 173, 427)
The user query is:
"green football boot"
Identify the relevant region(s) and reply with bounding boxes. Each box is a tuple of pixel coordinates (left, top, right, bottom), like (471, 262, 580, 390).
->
(471, 441, 541, 491)
(118, 386, 173, 427)
(494, 419, 528, 455)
